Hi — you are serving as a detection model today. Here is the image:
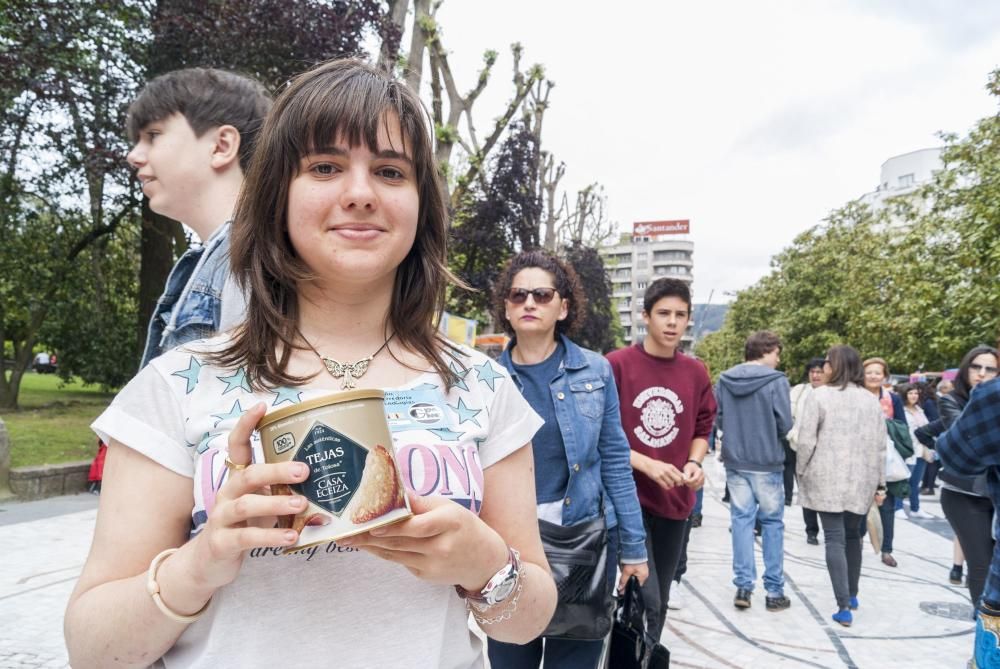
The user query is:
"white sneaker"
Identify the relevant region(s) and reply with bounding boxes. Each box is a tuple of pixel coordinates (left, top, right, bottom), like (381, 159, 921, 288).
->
(667, 586, 685, 610)
(909, 509, 933, 519)
(895, 509, 907, 519)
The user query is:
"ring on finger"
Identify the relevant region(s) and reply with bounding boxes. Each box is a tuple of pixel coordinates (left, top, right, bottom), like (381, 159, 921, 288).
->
(225, 455, 250, 471)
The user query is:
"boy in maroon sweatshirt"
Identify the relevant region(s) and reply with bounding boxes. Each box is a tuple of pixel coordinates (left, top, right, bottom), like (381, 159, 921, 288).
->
(607, 278, 717, 642)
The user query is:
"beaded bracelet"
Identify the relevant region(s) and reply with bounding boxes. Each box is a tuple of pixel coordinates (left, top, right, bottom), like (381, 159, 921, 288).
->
(145, 548, 211, 624)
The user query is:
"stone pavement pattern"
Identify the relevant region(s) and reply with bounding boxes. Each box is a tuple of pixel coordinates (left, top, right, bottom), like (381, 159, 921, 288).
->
(661, 454, 973, 669)
(0, 453, 975, 668)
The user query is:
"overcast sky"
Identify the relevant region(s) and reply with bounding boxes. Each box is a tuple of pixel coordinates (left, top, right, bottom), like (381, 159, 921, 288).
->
(429, 1, 1000, 303)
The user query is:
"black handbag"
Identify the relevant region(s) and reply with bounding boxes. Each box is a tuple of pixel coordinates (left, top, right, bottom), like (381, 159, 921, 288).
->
(538, 514, 612, 640)
(608, 575, 670, 669)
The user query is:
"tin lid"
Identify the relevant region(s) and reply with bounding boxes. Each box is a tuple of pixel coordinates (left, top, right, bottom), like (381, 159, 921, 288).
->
(257, 388, 385, 430)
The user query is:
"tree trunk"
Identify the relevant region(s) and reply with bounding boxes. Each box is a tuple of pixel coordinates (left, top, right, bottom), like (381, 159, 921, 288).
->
(137, 199, 182, 361)
(0, 367, 24, 411)
(404, 0, 431, 92)
(378, 0, 409, 72)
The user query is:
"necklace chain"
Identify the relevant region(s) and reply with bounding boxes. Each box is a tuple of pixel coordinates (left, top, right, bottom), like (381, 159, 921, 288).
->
(300, 330, 396, 390)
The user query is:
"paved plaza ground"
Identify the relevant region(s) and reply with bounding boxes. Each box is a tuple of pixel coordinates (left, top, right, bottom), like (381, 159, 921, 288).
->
(0, 452, 974, 668)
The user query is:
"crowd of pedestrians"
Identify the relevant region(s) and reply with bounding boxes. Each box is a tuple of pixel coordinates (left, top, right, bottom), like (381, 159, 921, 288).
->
(62, 57, 1000, 669)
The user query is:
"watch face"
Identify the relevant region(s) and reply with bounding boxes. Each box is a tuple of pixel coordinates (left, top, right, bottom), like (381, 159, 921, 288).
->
(487, 577, 516, 606)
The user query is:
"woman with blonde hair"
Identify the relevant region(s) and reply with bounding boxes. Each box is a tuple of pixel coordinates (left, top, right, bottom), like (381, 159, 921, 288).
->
(862, 356, 907, 567)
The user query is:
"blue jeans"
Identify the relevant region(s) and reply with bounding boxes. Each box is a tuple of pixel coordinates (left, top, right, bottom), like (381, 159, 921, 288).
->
(908, 460, 927, 511)
(727, 469, 785, 596)
(693, 487, 704, 516)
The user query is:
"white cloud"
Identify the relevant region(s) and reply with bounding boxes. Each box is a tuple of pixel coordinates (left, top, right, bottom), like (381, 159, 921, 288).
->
(430, 1, 1000, 302)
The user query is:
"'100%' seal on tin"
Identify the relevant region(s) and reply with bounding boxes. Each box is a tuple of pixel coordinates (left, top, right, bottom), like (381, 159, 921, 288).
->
(257, 389, 411, 551)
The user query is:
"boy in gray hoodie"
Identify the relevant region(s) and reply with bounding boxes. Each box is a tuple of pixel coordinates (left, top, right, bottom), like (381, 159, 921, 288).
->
(716, 331, 793, 612)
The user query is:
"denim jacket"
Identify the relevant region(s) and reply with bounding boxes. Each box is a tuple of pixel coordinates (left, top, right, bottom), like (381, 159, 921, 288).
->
(139, 222, 233, 368)
(499, 334, 647, 562)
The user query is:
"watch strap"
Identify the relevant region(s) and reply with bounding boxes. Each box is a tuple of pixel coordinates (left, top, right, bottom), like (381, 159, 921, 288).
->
(454, 546, 521, 606)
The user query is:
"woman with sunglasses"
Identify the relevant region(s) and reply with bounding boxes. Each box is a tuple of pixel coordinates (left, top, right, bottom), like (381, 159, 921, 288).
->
(917, 345, 999, 610)
(487, 250, 648, 669)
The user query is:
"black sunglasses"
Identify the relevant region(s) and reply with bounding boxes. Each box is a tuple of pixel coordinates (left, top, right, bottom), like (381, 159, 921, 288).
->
(507, 287, 558, 305)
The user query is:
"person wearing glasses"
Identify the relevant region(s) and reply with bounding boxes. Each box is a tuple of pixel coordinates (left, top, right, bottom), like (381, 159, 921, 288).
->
(487, 251, 648, 669)
(795, 346, 887, 627)
(936, 370, 1000, 669)
(917, 345, 999, 612)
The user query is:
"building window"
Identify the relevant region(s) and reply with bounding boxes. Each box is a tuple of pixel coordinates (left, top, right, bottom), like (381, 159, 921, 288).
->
(636, 252, 648, 269)
(637, 281, 647, 289)
(637, 325, 647, 335)
(898, 173, 915, 188)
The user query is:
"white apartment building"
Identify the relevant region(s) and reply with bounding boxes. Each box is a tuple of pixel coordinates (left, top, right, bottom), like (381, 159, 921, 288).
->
(858, 147, 943, 219)
(598, 229, 695, 348)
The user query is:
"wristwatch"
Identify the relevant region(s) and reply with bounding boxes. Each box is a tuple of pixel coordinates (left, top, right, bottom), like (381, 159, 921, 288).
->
(455, 546, 521, 609)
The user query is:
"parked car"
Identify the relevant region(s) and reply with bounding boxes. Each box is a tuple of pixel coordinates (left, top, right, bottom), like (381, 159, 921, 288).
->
(33, 351, 58, 374)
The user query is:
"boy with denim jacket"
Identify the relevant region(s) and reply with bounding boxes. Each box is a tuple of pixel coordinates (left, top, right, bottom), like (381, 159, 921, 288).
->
(126, 68, 271, 366)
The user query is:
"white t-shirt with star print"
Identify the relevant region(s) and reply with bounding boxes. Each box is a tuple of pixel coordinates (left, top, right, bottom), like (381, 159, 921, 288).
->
(91, 335, 542, 669)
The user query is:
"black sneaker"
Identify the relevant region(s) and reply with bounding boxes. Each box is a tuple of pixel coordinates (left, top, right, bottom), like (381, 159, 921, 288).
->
(806, 534, 819, 545)
(950, 565, 964, 585)
(690, 513, 703, 528)
(734, 588, 752, 609)
(766, 595, 791, 611)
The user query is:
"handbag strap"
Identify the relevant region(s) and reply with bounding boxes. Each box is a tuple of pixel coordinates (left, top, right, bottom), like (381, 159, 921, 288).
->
(619, 574, 647, 631)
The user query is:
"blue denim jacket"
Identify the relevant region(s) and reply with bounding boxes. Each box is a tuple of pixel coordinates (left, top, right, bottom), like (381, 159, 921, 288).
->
(139, 222, 233, 368)
(499, 335, 647, 562)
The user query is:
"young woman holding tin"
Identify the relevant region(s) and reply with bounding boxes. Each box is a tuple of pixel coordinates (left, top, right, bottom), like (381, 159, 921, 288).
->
(487, 251, 648, 669)
(65, 60, 556, 668)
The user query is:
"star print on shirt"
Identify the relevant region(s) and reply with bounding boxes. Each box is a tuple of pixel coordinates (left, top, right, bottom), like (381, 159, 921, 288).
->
(171, 356, 203, 394)
(211, 399, 247, 428)
(430, 427, 464, 441)
(448, 362, 471, 392)
(195, 431, 224, 454)
(412, 382, 440, 392)
(217, 367, 251, 395)
(449, 398, 482, 427)
(270, 387, 303, 406)
(473, 361, 504, 392)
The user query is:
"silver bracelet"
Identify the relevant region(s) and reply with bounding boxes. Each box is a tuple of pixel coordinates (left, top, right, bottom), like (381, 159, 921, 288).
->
(469, 569, 526, 626)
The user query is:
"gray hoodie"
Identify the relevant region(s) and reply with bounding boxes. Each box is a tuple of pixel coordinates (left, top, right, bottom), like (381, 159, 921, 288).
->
(715, 363, 793, 472)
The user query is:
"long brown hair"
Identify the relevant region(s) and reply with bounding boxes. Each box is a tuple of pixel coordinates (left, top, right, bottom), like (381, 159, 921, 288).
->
(826, 345, 863, 390)
(210, 59, 461, 388)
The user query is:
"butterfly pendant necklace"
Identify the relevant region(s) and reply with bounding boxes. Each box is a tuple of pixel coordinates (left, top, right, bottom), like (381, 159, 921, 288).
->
(302, 330, 396, 390)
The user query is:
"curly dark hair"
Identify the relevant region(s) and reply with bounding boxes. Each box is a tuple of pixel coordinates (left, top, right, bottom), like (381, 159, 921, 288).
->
(492, 250, 587, 339)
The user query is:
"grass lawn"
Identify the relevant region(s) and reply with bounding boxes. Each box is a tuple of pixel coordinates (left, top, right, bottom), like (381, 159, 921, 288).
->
(1, 373, 115, 468)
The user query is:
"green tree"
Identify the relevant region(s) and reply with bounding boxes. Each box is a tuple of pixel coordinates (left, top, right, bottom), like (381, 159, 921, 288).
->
(0, 0, 146, 409)
(562, 241, 621, 353)
(698, 69, 1000, 380)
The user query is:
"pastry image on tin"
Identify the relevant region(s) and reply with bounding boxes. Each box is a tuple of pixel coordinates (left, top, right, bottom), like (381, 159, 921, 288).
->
(257, 389, 411, 551)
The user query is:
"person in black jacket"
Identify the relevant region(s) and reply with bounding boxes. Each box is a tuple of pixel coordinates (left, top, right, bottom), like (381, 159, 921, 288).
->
(916, 345, 999, 605)
(921, 378, 952, 494)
